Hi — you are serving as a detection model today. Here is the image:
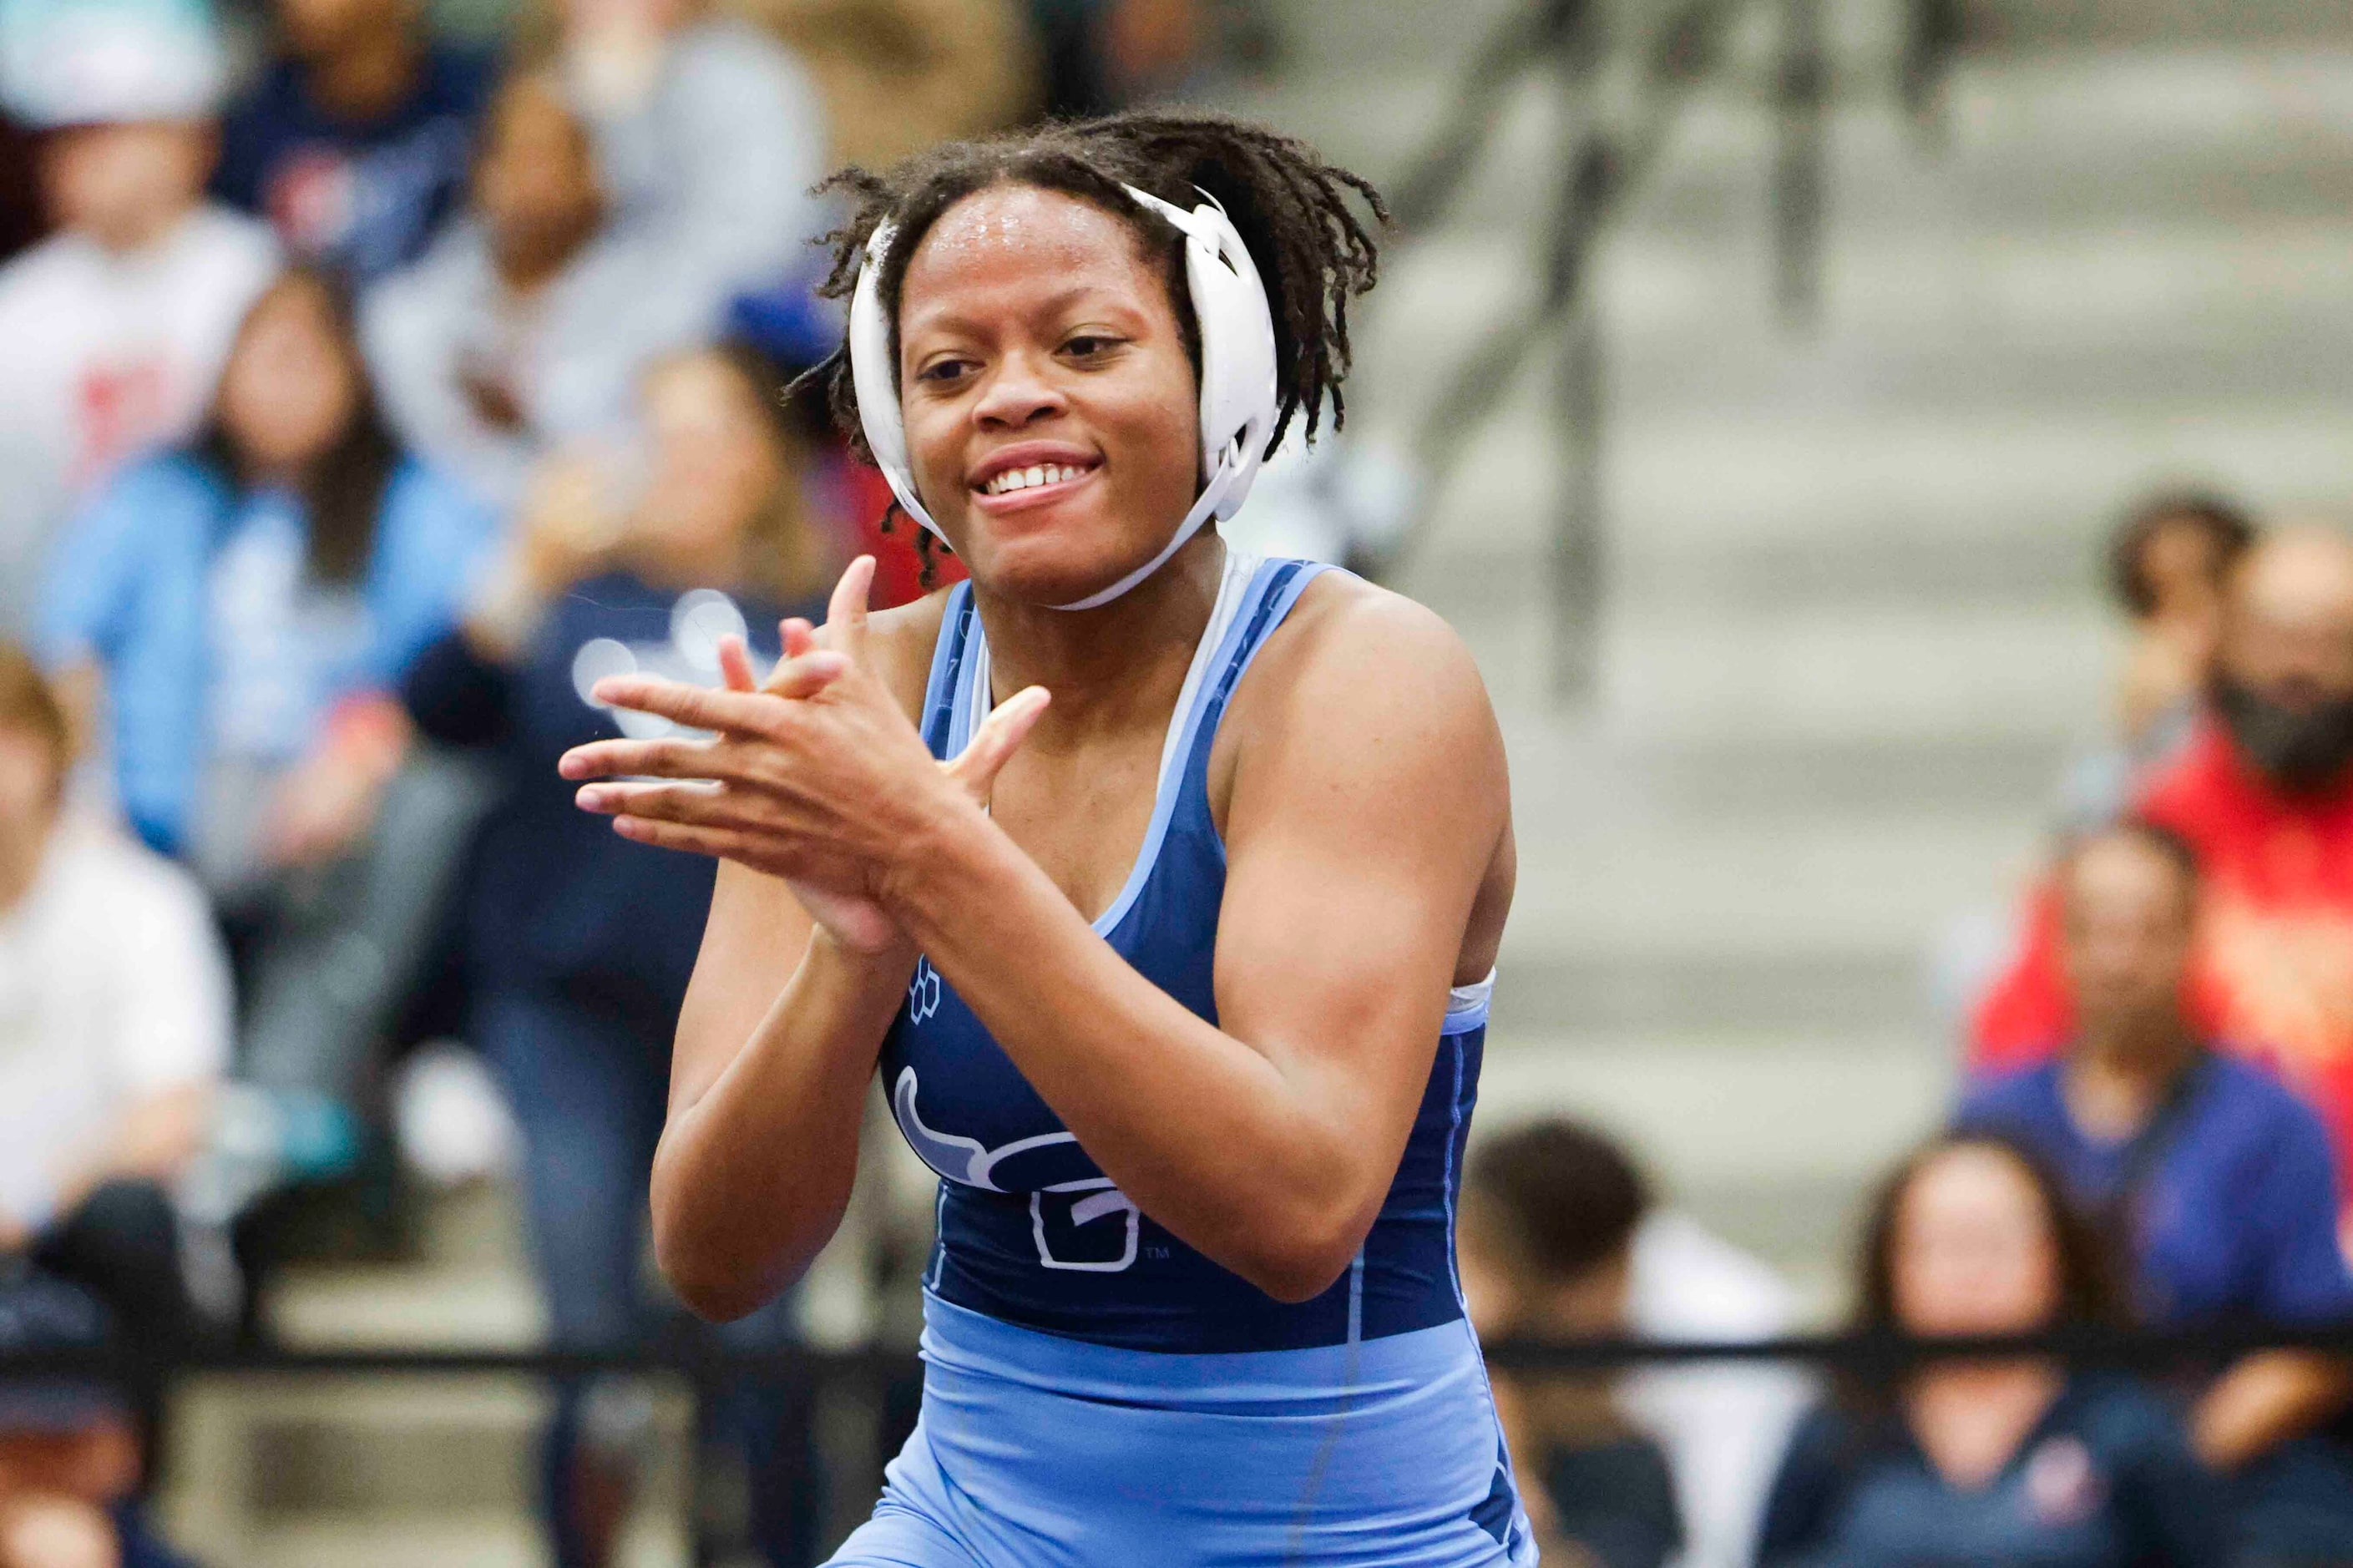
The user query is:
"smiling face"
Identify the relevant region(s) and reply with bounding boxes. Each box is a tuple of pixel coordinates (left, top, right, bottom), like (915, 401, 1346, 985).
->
(893, 183, 1202, 606)
(1890, 1146, 2062, 1339)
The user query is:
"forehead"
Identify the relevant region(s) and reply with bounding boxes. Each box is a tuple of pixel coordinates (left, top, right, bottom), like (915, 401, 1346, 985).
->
(2234, 539, 2353, 631)
(2063, 834, 2189, 912)
(1905, 1146, 2039, 1221)
(898, 184, 1168, 331)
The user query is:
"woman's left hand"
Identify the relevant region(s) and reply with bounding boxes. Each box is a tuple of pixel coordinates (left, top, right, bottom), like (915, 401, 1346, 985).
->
(559, 559, 1045, 943)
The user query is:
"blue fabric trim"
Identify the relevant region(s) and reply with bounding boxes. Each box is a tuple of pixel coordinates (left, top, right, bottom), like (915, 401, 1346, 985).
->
(1192, 560, 1332, 865)
(919, 1287, 1482, 1400)
(1347, 1250, 1366, 1346)
(919, 582, 974, 755)
(1083, 557, 1293, 935)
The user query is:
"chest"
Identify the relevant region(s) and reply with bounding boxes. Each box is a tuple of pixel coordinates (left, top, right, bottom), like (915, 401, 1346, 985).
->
(0, 886, 118, 1082)
(989, 726, 1174, 925)
(1841, 1436, 2123, 1568)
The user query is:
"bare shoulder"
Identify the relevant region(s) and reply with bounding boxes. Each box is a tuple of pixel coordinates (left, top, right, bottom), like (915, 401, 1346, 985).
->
(1217, 569, 1505, 807)
(1247, 569, 1496, 739)
(856, 587, 955, 724)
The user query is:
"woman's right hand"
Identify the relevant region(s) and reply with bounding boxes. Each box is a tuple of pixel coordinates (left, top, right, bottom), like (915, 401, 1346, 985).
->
(594, 558, 1050, 958)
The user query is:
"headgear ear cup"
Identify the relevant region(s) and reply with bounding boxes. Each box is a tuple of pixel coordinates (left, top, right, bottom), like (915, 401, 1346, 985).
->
(848, 221, 939, 538)
(845, 185, 1281, 609)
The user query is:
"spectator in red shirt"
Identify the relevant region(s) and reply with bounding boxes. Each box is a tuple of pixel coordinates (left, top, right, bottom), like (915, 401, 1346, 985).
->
(1974, 526, 2353, 1201)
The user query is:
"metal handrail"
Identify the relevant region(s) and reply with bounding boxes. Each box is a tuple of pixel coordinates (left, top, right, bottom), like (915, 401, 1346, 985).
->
(0, 1316, 2333, 1383)
(1384, 0, 1829, 695)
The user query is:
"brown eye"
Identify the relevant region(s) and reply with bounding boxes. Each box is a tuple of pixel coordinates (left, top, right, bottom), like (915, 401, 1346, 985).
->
(1063, 335, 1123, 359)
(917, 358, 974, 386)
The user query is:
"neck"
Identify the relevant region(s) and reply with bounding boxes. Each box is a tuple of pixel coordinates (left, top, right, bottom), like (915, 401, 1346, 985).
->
(0, 815, 56, 914)
(2065, 1014, 2198, 1139)
(94, 202, 190, 257)
(494, 222, 595, 297)
(970, 533, 1227, 738)
(1905, 1358, 2062, 1438)
(307, 27, 422, 121)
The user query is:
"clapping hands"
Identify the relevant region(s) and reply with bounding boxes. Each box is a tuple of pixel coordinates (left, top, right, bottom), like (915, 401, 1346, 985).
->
(560, 558, 1047, 954)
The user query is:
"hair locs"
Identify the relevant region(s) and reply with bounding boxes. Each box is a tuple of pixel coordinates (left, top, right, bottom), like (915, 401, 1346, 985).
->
(797, 111, 1388, 482)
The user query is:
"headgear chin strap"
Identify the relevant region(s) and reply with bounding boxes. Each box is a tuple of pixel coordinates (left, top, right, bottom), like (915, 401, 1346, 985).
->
(847, 183, 1279, 611)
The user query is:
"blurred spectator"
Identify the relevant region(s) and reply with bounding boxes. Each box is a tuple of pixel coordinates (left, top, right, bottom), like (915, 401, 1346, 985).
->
(539, 0, 824, 306)
(211, 0, 498, 281)
(1960, 821, 2353, 1565)
(0, 642, 226, 1346)
(363, 68, 709, 512)
(0, 6, 277, 636)
(1757, 1135, 2224, 1568)
(731, 0, 1035, 169)
(0, 1424, 195, 1568)
(1462, 1120, 1812, 1568)
(0, 643, 220, 1568)
(2056, 491, 2256, 833)
(1973, 527, 2353, 1198)
(402, 343, 832, 1568)
(36, 267, 494, 1161)
(1029, 0, 1205, 118)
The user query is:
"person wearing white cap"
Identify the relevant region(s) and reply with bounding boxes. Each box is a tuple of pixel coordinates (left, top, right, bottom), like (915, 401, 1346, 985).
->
(0, 1, 278, 636)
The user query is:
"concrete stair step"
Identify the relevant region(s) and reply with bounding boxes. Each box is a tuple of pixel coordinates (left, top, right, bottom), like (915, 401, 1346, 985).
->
(1414, 398, 2353, 566)
(1479, 1030, 1953, 1185)
(1966, 0, 2353, 49)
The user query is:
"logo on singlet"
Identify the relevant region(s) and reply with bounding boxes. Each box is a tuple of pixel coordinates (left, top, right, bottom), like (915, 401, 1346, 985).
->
(891, 1068, 1141, 1272)
(906, 959, 943, 1026)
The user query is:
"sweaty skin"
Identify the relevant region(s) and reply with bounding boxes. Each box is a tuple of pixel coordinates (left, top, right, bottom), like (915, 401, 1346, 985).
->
(559, 185, 1515, 1322)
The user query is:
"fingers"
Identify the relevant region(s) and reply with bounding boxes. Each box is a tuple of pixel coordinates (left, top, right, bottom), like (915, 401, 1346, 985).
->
(579, 655, 846, 740)
(575, 778, 741, 822)
(944, 685, 1050, 799)
(823, 556, 877, 657)
(716, 635, 758, 693)
(560, 736, 728, 784)
(606, 812, 775, 863)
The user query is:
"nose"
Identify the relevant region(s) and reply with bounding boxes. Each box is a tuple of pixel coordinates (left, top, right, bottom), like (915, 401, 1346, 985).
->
(972, 350, 1067, 431)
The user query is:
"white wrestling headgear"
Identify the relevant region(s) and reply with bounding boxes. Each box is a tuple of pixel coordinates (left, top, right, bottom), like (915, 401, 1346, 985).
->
(847, 184, 1279, 611)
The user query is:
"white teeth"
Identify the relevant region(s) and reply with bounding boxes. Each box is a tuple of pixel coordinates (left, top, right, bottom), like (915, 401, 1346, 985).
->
(983, 463, 1089, 496)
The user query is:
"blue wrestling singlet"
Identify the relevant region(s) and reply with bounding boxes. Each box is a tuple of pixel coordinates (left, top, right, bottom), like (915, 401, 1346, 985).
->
(832, 550, 1533, 1568)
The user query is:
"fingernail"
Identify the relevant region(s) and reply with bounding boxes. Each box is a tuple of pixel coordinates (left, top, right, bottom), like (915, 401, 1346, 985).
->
(576, 786, 609, 812)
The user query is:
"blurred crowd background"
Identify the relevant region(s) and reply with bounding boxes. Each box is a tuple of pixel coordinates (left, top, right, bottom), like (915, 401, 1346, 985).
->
(0, 0, 2350, 1563)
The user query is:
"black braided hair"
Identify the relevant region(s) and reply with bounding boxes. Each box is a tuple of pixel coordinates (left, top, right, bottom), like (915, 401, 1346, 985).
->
(793, 111, 1388, 585)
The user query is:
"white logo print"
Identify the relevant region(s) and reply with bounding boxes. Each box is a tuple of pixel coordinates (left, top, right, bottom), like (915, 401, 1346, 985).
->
(906, 959, 942, 1025)
(890, 1069, 1138, 1272)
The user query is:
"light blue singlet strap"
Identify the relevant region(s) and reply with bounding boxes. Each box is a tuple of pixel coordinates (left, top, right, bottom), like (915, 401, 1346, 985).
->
(939, 550, 1318, 936)
(919, 581, 979, 756)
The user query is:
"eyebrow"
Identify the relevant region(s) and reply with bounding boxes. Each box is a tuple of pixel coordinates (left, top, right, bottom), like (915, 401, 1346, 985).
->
(904, 284, 1136, 341)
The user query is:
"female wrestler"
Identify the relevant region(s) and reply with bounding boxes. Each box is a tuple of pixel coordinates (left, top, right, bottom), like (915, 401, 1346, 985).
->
(559, 112, 1528, 1565)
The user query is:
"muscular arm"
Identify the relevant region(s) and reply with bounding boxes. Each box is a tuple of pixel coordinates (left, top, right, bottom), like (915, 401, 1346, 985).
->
(645, 599, 945, 1321)
(650, 868, 916, 1320)
(878, 585, 1510, 1299)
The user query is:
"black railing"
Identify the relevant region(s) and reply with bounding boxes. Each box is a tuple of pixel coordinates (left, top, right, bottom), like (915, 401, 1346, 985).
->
(1387, 0, 1961, 695)
(26, 1318, 2348, 1557)
(1387, 0, 1769, 697)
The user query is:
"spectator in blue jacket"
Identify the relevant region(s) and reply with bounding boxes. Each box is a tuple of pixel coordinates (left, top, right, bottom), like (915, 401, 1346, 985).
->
(1959, 819, 2353, 1566)
(38, 265, 496, 1156)
(1758, 1134, 2224, 1568)
(213, 0, 498, 282)
(403, 341, 833, 1568)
